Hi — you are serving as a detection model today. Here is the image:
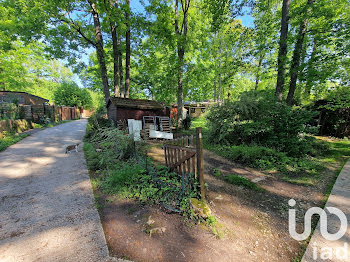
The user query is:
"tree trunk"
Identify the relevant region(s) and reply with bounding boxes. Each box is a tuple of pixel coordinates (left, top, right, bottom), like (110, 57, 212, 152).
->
(111, 24, 120, 97)
(118, 35, 124, 97)
(88, 0, 110, 105)
(218, 73, 221, 103)
(174, 0, 189, 125)
(124, 0, 131, 98)
(275, 0, 290, 101)
(255, 55, 263, 90)
(177, 48, 184, 124)
(106, 0, 120, 97)
(304, 39, 317, 96)
(213, 81, 217, 102)
(287, 0, 314, 105)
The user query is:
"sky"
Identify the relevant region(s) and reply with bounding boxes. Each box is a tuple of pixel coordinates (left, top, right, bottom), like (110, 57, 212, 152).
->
(74, 0, 254, 88)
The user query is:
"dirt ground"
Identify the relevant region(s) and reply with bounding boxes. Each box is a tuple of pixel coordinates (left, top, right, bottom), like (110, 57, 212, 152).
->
(98, 141, 341, 262)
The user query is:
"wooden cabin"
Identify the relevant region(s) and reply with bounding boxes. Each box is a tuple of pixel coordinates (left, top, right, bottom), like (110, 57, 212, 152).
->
(107, 97, 170, 126)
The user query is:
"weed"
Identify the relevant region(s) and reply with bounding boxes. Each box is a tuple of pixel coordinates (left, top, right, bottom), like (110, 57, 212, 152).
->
(224, 174, 264, 192)
(0, 132, 29, 152)
(212, 168, 263, 192)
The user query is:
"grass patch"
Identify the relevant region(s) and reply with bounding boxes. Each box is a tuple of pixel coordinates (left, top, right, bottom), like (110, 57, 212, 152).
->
(32, 120, 72, 129)
(0, 132, 29, 152)
(213, 168, 264, 192)
(209, 144, 323, 185)
(225, 174, 264, 192)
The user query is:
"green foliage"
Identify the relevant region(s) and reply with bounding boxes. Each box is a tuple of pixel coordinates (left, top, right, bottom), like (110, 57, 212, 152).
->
(0, 103, 20, 120)
(322, 86, 350, 110)
(85, 111, 113, 139)
(84, 147, 200, 216)
(0, 132, 29, 152)
(225, 174, 264, 192)
(107, 162, 199, 215)
(207, 90, 315, 156)
(84, 119, 200, 215)
(313, 86, 350, 138)
(210, 144, 323, 179)
(54, 82, 93, 109)
(213, 168, 263, 191)
(88, 90, 105, 110)
(83, 143, 102, 171)
(182, 116, 192, 130)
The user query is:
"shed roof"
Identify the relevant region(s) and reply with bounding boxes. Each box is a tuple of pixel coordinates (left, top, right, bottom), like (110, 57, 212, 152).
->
(107, 97, 165, 110)
(0, 91, 49, 102)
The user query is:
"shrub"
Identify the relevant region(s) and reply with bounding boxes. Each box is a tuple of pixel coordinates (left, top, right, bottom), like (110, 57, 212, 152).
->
(83, 142, 101, 171)
(206, 90, 315, 156)
(313, 86, 350, 138)
(90, 127, 146, 160)
(182, 116, 192, 130)
(0, 103, 20, 120)
(213, 144, 289, 170)
(85, 111, 113, 139)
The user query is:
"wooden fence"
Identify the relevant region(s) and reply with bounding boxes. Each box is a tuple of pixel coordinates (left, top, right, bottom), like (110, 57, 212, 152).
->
(22, 105, 80, 122)
(0, 104, 81, 123)
(163, 127, 205, 200)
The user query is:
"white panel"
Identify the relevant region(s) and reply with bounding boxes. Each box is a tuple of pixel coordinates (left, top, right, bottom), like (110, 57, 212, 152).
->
(149, 130, 174, 140)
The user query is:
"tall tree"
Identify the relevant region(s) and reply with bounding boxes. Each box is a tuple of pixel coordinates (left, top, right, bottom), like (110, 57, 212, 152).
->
(275, 0, 290, 101)
(124, 0, 131, 98)
(175, 0, 190, 124)
(88, 0, 110, 104)
(286, 0, 314, 105)
(105, 0, 121, 97)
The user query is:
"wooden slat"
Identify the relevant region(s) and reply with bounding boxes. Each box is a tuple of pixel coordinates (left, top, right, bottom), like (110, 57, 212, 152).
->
(164, 144, 196, 152)
(192, 154, 196, 177)
(187, 154, 191, 174)
(169, 151, 196, 171)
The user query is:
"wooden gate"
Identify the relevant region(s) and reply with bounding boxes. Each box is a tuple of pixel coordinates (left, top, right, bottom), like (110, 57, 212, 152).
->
(163, 127, 205, 199)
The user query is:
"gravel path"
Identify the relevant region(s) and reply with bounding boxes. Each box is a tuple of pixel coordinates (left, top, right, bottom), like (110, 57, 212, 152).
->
(0, 120, 123, 262)
(302, 159, 350, 262)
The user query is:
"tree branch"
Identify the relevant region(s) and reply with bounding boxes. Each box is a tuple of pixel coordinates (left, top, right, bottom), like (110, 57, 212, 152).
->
(58, 15, 96, 47)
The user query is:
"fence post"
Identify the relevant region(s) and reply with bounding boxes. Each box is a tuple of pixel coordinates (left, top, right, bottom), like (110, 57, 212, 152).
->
(196, 127, 205, 200)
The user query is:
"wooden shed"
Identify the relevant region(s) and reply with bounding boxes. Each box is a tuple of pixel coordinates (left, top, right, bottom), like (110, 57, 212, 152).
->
(107, 97, 170, 126)
(0, 91, 49, 105)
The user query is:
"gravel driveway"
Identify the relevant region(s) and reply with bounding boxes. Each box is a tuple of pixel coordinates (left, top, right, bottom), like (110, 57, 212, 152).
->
(0, 120, 122, 262)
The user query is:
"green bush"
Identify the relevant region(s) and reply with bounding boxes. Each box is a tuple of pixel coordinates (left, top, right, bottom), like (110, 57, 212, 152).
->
(0, 103, 20, 120)
(206, 90, 315, 156)
(90, 127, 145, 160)
(182, 116, 192, 130)
(83, 142, 101, 171)
(212, 144, 288, 169)
(85, 111, 113, 139)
